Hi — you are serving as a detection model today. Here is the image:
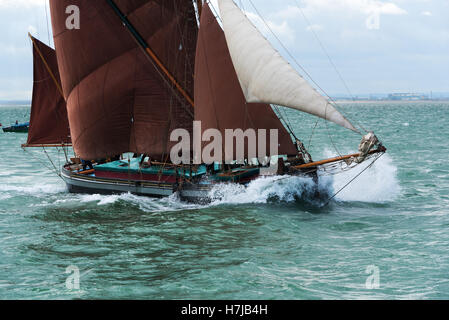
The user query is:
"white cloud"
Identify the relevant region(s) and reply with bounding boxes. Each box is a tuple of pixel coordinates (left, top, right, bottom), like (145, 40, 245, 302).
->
(244, 11, 296, 44)
(300, 0, 407, 16)
(421, 11, 432, 16)
(306, 24, 324, 32)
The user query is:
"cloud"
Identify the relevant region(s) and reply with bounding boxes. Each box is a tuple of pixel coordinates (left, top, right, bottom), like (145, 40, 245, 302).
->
(244, 10, 296, 44)
(306, 24, 324, 32)
(300, 0, 407, 16)
(421, 11, 432, 16)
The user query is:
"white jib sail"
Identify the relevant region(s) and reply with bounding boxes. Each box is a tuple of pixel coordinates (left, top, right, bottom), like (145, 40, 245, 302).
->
(217, 0, 358, 132)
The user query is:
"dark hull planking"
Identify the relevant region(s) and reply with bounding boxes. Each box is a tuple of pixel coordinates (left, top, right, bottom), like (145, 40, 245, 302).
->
(61, 163, 318, 204)
(2, 126, 29, 133)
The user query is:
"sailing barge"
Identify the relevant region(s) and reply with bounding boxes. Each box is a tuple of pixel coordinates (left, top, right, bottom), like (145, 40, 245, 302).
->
(23, 0, 385, 203)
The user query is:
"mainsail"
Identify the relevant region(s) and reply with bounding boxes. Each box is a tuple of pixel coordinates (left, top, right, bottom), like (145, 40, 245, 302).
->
(26, 36, 70, 147)
(217, 0, 358, 132)
(195, 3, 297, 162)
(49, 0, 198, 160)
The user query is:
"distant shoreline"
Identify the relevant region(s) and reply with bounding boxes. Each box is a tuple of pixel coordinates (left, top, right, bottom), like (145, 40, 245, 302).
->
(335, 99, 449, 104)
(0, 101, 31, 106)
(1, 100, 449, 108)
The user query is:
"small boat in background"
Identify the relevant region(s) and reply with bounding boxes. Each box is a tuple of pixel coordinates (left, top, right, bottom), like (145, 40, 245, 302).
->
(2, 122, 29, 133)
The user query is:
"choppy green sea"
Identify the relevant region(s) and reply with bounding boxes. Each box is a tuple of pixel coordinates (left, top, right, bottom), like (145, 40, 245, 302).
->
(0, 102, 448, 300)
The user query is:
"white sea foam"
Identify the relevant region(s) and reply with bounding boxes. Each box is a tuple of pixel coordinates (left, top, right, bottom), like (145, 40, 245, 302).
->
(331, 153, 401, 203)
(0, 193, 12, 200)
(9, 152, 399, 210)
(201, 151, 401, 206)
(0, 183, 66, 196)
(204, 150, 401, 205)
(79, 194, 121, 205)
(207, 175, 332, 205)
(74, 192, 201, 213)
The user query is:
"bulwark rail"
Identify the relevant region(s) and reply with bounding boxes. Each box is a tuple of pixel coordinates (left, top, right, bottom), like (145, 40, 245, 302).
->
(292, 147, 387, 170)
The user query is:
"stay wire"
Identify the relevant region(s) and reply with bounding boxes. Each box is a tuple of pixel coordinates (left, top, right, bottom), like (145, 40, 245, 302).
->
(244, 0, 348, 157)
(322, 152, 384, 207)
(44, 0, 51, 46)
(246, 0, 371, 150)
(292, 0, 369, 134)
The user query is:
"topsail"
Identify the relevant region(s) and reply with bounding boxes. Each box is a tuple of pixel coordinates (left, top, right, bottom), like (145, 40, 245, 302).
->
(26, 36, 70, 147)
(217, 0, 358, 132)
(49, 0, 198, 160)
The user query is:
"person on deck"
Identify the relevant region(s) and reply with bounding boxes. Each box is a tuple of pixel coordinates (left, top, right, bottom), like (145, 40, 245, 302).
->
(81, 159, 94, 171)
(15, 120, 18, 125)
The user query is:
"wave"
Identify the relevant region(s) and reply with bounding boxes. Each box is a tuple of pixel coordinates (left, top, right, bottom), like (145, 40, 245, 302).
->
(331, 153, 401, 203)
(52, 176, 331, 211)
(0, 183, 66, 196)
(9, 153, 400, 211)
(206, 153, 400, 206)
(0, 193, 12, 200)
(66, 192, 200, 213)
(208, 175, 333, 205)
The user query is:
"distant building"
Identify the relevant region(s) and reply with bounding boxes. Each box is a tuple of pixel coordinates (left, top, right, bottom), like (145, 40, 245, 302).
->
(387, 93, 428, 101)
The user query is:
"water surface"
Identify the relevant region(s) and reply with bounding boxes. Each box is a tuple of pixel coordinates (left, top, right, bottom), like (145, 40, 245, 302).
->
(0, 102, 448, 299)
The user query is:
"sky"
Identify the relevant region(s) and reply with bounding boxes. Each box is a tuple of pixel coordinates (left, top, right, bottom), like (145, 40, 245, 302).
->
(0, 0, 448, 100)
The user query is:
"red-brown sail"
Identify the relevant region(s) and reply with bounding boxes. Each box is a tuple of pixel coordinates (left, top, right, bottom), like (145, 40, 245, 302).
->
(194, 4, 297, 161)
(26, 36, 70, 146)
(49, 0, 197, 160)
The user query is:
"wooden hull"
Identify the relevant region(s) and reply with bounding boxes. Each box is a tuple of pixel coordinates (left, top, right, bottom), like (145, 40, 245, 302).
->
(61, 165, 318, 203)
(61, 166, 175, 198)
(61, 163, 279, 203)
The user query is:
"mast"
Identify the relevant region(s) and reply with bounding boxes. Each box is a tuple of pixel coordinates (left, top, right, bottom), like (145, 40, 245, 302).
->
(194, 3, 298, 162)
(49, 0, 197, 160)
(196, 0, 203, 17)
(106, 0, 195, 109)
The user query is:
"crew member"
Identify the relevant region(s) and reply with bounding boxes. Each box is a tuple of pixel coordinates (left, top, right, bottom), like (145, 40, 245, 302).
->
(81, 159, 94, 171)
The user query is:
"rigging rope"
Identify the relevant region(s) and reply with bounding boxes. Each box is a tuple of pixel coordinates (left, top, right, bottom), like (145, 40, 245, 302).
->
(245, 0, 361, 131)
(44, 0, 51, 46)
(292, 0, 369, 134)
(322, 152, 384, 207)
(243, 0, 358, 157)
(22, 146, 64, 181)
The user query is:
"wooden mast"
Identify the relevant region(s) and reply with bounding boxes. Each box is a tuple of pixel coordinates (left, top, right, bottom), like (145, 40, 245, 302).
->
(106, 0, 195, 109)
(197, 0, 203, 17)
